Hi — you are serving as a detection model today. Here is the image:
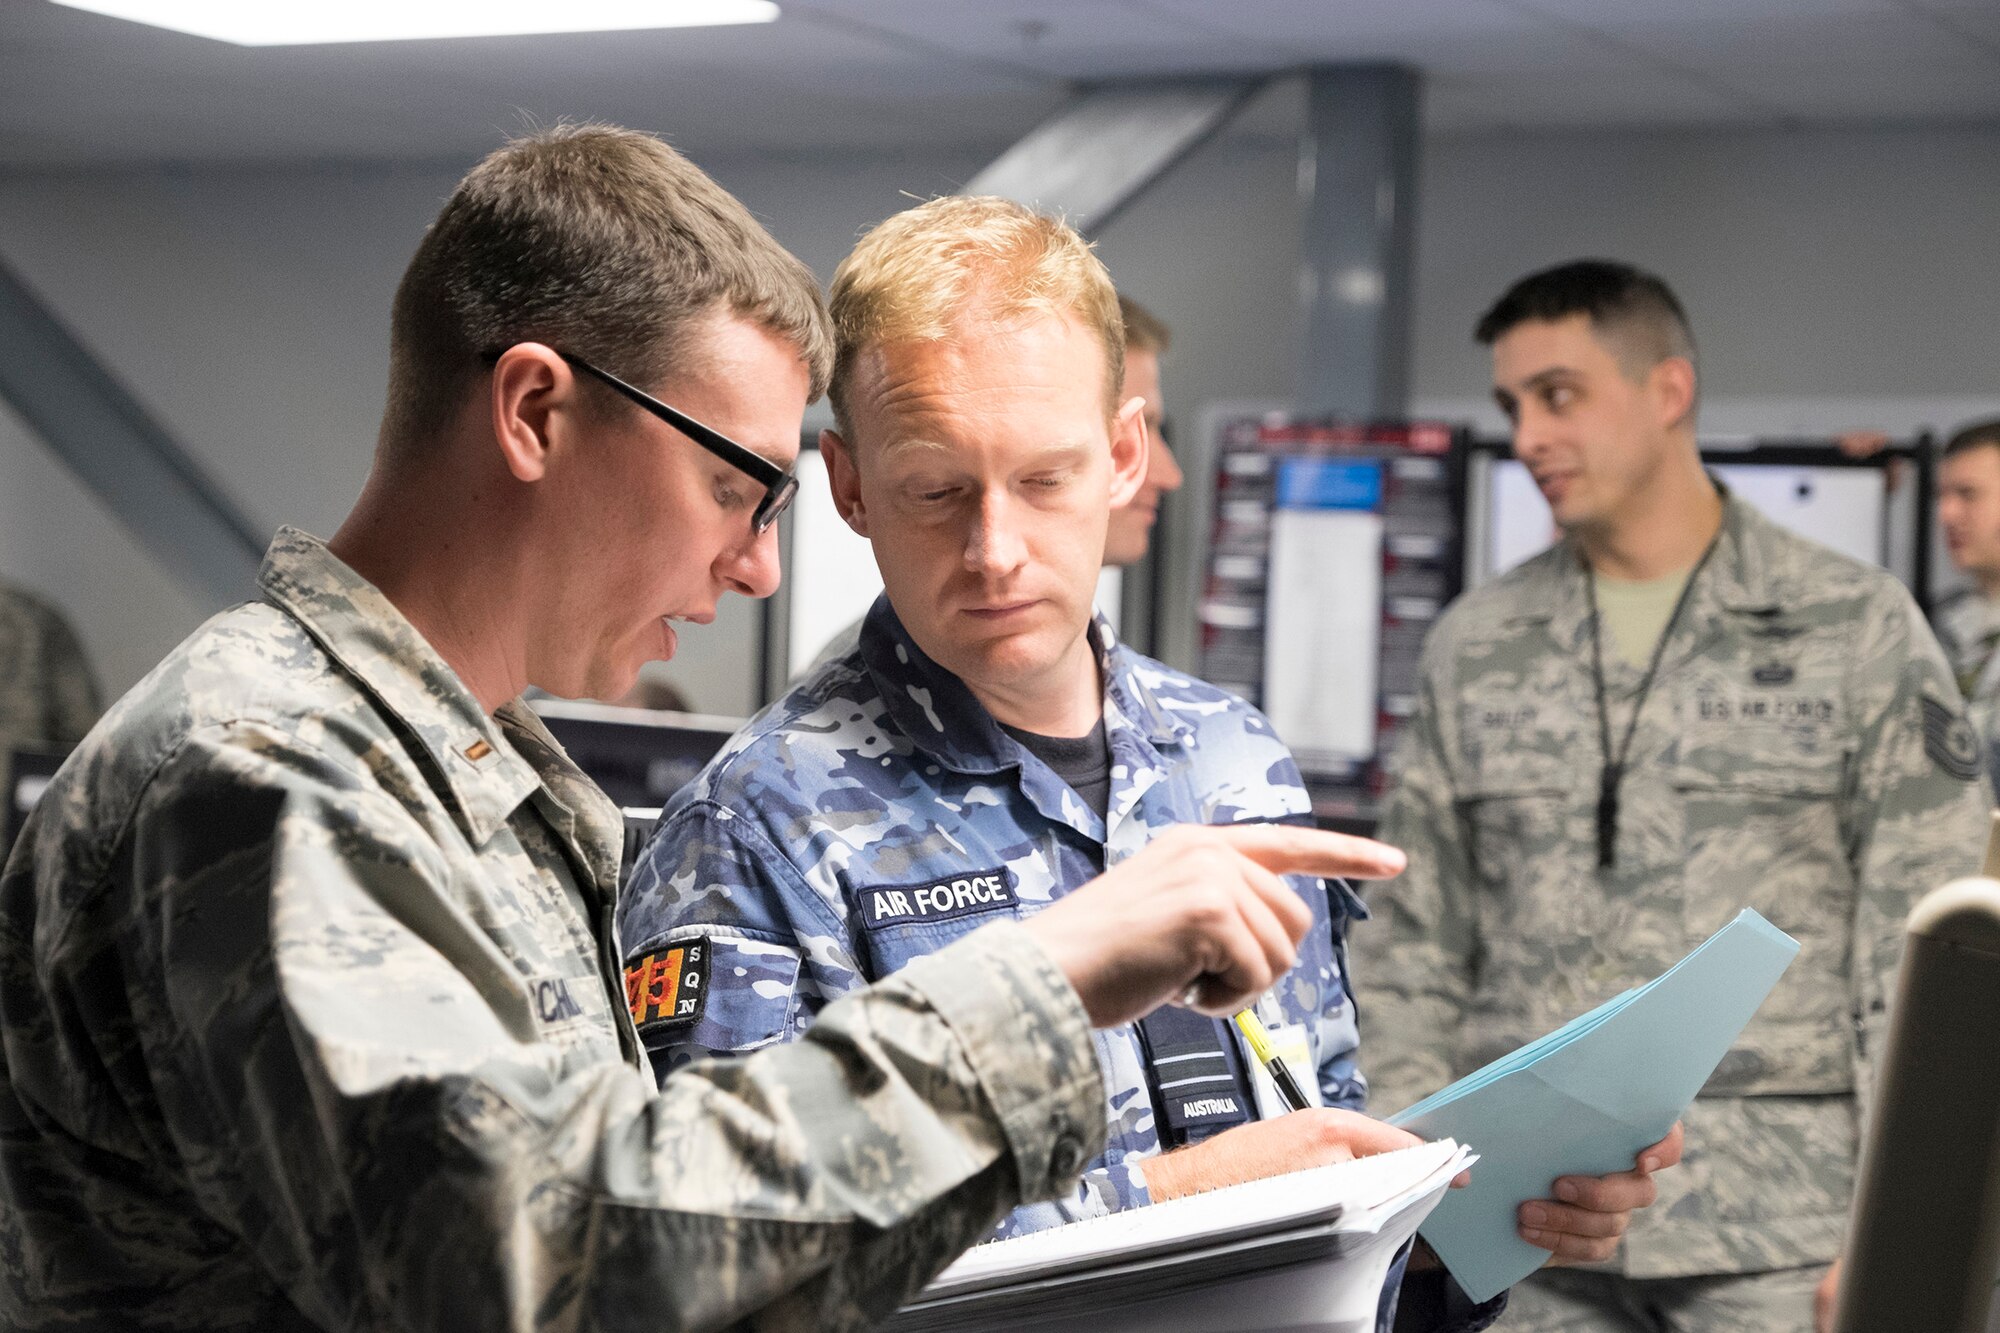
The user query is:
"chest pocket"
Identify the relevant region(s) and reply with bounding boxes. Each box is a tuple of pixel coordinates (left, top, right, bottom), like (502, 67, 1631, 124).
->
(1672, 675, 1850, 939)
(1450, 683, 1592, 953)
(850, 866, 1025, 979)
(1456, 731, 1578, 876)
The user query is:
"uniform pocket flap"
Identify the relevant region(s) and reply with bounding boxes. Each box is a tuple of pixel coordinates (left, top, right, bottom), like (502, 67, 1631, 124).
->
(1672, 754, 1842, 798)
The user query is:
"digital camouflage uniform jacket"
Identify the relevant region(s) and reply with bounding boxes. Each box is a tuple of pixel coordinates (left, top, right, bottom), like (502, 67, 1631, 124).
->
(1355, 492, 1991, 1281)
(0, 577, 101, 781)
(619, 602, 1509, 1333)
(0, 529, 1106, 1333)
(620, 598, 1367, 1238)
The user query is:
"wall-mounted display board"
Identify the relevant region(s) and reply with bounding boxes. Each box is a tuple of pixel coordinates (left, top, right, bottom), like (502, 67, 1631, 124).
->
(1195, 417, 1467, 823)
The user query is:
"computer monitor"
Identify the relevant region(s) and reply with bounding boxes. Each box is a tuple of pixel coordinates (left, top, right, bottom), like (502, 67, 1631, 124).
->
(529, 700, 742, 812)
(1476, 455, 1893, 586)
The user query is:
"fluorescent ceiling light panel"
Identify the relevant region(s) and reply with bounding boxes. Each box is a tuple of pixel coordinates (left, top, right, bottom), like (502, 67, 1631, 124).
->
(49, 0, 780, 45)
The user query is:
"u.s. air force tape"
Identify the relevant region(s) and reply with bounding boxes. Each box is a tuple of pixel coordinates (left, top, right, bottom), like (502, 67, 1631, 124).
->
(857, 867, 1017, 930)
(624, 938, 709, 1036)
(1921, 695, 1983, 782)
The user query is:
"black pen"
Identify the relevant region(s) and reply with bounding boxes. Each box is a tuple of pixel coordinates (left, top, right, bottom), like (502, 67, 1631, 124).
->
(1234, 1007, 1310, 1112)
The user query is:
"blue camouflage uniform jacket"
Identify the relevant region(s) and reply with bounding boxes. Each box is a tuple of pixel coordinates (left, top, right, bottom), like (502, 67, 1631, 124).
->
(621, 597, 1369, 1235)
(623, 599, 1509, 1331)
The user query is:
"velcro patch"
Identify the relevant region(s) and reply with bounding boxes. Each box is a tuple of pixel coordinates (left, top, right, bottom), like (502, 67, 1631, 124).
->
(857, 868, 1017, 931)
(625, 939, 709, 1034)
(1922, 695, 1983, 782)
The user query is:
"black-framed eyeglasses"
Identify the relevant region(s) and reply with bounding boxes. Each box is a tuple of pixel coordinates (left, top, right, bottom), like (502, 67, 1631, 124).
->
(554, 351, 798, 535)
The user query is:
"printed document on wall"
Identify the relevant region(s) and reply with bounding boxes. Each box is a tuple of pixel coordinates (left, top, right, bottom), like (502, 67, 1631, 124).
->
(1264, 458, 1384, 769)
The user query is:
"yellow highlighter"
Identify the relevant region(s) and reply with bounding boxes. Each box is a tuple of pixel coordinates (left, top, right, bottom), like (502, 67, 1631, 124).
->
(1232, 1007, 1311, 1113)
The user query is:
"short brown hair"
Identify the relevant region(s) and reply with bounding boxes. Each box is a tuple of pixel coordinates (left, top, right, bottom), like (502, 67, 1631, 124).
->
(1119, 294, 1172, 356)
(1476, 259, 1695, 380)
(380, 124, 831, 451)
(1944, 418, 2000, 459)
(826, 195, 1122, 437)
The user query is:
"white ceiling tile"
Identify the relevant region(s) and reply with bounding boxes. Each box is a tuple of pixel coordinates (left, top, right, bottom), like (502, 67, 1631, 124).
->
(0, 0, 1993, 167)
(1521, 0, 1899, 24)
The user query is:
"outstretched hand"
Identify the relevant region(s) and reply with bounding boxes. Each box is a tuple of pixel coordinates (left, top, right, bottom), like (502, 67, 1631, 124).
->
(1023, 822, 1406, 1028)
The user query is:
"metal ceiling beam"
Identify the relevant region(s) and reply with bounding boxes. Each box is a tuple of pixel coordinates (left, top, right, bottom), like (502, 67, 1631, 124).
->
(963, 78, 1265, 238)
(0, 257, 264, 605)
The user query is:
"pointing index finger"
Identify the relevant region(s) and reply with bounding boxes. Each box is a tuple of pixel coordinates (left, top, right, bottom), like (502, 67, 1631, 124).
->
(1205, 822, 1408, 880)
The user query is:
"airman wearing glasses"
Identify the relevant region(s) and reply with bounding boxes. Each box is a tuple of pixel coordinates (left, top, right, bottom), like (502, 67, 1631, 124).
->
(0, 127, 1413, 1332)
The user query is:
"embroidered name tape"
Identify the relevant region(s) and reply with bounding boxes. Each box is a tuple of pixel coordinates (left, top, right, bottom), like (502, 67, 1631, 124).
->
(526, 975, 587, 1027)
(625, 938, 709, 1035)
(859, 868, 1017, 930)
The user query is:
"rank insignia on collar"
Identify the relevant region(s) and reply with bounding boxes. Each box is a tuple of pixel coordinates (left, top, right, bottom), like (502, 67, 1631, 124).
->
(1751, 662, 1795, 686)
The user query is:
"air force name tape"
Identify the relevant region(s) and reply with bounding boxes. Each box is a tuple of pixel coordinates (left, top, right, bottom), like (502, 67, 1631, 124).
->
(625, 938, 709, 1035)
(859, 867, 1017, 930)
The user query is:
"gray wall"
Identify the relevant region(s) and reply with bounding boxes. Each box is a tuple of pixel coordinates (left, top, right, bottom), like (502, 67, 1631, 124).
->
(1, 121, 1995, 708)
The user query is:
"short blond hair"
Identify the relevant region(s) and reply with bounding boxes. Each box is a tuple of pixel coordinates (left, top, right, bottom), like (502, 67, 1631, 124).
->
(826, 195, 1123, 435)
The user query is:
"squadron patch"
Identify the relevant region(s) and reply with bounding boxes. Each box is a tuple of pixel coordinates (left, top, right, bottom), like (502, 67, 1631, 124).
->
(858, 868, 1017, 930)
(625, 938, 709, 1034)
(1921, 695, 1982, 782)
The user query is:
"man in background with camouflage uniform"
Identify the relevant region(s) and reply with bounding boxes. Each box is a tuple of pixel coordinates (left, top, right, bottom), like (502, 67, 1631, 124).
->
(1353, 259, 1991, 1332)
(1931, 418, 2000, 786)
(0, 577, 100, 799)
(622, 198, 1680, 1333)
(0, 127, 1408, 1333)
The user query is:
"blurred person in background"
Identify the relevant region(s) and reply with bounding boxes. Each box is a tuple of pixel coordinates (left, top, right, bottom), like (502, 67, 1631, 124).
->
(0, 578, 100, 802)
(1355, 259, 1988, 1333)
(1927, 418, 2000, 786)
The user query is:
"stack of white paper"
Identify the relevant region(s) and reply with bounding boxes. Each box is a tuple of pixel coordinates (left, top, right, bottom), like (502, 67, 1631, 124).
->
(887, 1138, 1474, 1333)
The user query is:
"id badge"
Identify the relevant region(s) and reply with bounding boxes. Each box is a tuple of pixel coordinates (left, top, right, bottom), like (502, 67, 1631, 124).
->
(1245, 992, 1320, 1118)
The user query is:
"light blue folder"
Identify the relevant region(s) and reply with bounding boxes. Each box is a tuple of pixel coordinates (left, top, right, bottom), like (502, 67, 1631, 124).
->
(1389, 908, 1801, 1303)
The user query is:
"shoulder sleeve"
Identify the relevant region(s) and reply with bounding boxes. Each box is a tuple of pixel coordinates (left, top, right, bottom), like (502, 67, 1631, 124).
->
(620, 796, 866, 1083)
(134, 722, 1105, 1332)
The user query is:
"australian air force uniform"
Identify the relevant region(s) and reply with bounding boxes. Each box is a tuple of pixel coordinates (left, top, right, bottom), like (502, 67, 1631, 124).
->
(621, 598, 1507, 1333)
(0, 529, 1106, 1332)
(1354, 491, 1990, 1329)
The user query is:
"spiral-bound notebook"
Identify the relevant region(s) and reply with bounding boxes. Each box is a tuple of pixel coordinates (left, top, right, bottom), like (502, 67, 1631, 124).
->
(886, 1138, 1474, 1333)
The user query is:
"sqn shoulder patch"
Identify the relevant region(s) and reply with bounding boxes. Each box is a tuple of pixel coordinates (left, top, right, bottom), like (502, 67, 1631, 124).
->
(1921, 695, 1983, 782)
(625, 938, 709, 1035)
(858, 867, 1017, 931)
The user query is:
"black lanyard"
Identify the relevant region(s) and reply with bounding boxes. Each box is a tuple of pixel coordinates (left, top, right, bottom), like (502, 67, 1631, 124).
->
(1582, 533, 1721, 868)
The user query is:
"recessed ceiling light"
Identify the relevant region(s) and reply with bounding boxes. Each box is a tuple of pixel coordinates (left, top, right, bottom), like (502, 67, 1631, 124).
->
(48, 0, 780, 45)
